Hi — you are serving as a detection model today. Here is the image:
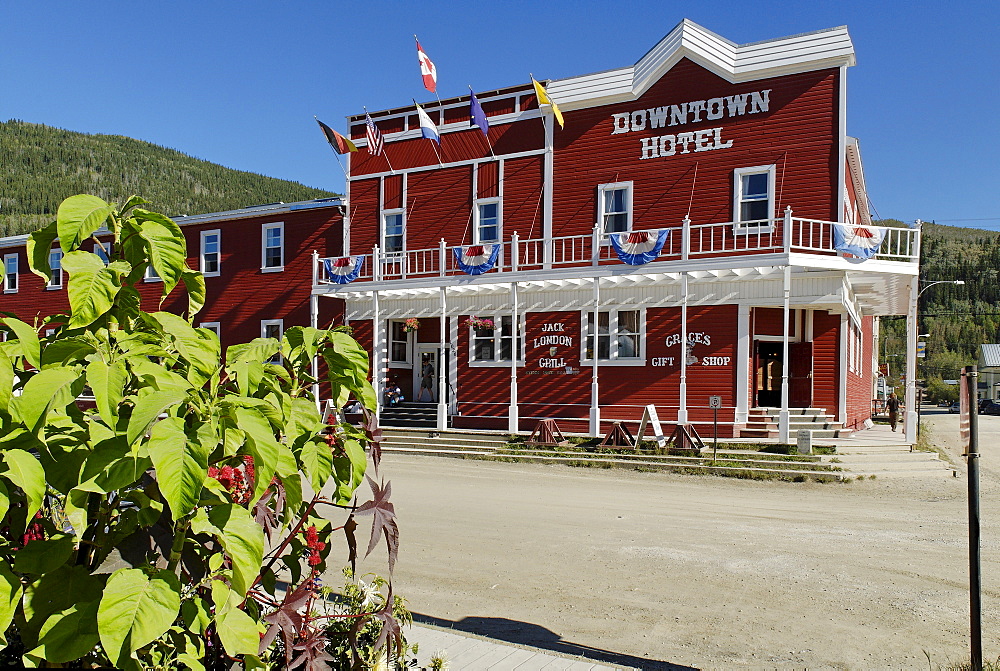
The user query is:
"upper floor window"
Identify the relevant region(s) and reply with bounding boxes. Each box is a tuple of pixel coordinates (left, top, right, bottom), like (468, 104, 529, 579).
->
(201, 229, 221, 277)
(584, 309, 642, 363)
(475, 200, 501, 244)
(262, 223, 284, 271)
(200, 322, 221, 338)
(3, 254, 18, 293)
(471, 315, 523, 364)
(145, 264, 161, 282)
(389, 321, 413, 365)
(48, 250, 63, 289)
(733, 165, 776, 229)
(598, 182, 632, 235)
(382, 211, 404, 254)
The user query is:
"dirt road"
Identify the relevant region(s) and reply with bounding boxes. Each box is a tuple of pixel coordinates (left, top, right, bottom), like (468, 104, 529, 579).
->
(343, 418, 999, 669)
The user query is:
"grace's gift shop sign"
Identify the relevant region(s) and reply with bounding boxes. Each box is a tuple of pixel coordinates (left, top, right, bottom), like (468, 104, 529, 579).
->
(610, 89, 771, 161)
(651, 331, 731, 367)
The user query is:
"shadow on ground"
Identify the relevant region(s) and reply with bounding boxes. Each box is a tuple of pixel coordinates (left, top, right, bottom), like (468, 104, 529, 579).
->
(413, 613, 698, 670)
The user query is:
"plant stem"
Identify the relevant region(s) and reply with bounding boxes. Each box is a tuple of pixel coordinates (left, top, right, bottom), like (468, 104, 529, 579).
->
(251, 495, 320, 591)
(167, 517, 191, 574)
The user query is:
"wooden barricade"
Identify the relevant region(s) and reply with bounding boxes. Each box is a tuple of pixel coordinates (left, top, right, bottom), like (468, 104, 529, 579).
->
(601, 421, 636, 448)
(527, 418, 568, 446)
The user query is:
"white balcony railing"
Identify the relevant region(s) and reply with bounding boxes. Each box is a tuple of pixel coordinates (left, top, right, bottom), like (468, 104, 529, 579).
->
(314, 210, 920, 286)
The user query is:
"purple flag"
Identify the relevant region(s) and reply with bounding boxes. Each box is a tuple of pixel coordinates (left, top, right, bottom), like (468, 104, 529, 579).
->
(469, 89, 489, 137)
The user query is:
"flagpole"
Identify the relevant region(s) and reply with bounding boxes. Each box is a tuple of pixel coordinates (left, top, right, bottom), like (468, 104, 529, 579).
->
(363, 106, 395, 175)
(470, 85, 496, 158)
(313, 115, 351, 182)
(530, 73, 549, 151)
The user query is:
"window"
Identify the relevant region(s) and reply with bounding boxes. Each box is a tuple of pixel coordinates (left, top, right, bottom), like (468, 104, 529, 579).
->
(475, 200, 500, 244)
(584, 309, 642, 362)
(262, 223, 284, 271)
(94, 241, 111, 264)
(145, 264, 161, 282)
(3, 254, 17, 293)
(598, 182, 632, 235)
(382, 211, 404, 253)
(200, 322, 221, 337)
(261, 320, 283, 363)
(48, 250, 63, 289)
(733, 165, 776, 229)
(201, 229, 221, 276)
(389, 321, 412, 364)
(471, 315, 523, 363)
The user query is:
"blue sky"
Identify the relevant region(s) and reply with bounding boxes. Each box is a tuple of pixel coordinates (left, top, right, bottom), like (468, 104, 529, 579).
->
(2, 1, 998, 228)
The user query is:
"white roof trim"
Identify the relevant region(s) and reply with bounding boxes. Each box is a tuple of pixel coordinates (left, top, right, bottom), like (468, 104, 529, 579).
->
(548, 19, 855, 110)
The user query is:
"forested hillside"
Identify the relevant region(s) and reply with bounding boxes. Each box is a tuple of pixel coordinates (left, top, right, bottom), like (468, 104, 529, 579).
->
(0, 119, 337, 237)
(879, 219, 1000, 395)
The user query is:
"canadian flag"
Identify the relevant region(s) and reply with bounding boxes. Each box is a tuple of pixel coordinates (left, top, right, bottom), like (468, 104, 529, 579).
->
(416, 39, 437, 93)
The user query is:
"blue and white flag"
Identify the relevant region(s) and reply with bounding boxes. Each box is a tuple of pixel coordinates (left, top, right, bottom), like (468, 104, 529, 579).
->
(414, 102, 440, 144)
(609, 230, 670, 265)
(833, 223, 886, 260)
(453, 244, 500, 275)
(469, 89, 489, 137)
(323, 255, 365, 284)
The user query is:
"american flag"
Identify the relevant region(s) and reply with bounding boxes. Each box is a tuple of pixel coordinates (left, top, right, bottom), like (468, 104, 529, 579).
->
(365, 113, 384, 156)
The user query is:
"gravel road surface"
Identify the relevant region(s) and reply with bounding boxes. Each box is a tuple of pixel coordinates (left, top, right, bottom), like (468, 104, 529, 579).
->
(341, 412, 999, 669)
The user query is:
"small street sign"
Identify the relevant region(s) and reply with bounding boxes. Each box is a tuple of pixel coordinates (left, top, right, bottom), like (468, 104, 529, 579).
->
(917, 341, 926, 358)
(708, 395, 722, 409)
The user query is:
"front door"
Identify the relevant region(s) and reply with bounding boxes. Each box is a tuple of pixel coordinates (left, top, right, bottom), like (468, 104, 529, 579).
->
(754, 341, 782, 407)
(789, 341, 813, 408)
(414, 347, 439, 403)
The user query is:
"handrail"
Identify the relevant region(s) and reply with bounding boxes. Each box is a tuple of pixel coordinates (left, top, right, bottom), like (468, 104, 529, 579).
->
(314, 217, 919, 285)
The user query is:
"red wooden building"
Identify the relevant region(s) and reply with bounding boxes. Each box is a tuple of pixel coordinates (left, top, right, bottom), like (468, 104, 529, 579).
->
(314, 20, 920, 440)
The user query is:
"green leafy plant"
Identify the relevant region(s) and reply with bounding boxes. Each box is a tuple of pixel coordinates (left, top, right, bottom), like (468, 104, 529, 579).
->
(0, 194, 399, 669)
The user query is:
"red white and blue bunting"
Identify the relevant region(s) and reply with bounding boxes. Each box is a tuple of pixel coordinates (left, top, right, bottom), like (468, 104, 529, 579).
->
(453, 244, 500, 275)
(833, 224, 886, 260)
(609, 230, 670, 265)
(323, 256, 365, 284)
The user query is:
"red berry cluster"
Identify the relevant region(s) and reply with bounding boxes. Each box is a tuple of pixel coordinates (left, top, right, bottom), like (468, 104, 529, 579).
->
(19, 512, 44, 549)
(208, 455, 256, 505)
(303, 525, 326, 566)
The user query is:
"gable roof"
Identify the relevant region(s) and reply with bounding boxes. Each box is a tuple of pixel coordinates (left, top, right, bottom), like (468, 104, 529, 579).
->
(980, 344, 1000, 369)
(548, 19, 855, 110)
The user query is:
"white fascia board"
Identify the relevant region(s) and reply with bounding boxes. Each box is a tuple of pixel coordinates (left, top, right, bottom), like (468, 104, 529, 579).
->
(547, 19, 855, 112)
(0, 234, 30, 250)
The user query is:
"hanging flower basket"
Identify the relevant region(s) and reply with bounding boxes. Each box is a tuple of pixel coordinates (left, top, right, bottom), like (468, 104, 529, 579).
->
(403, 318, 420, 333)
(464, 316, 495, 331)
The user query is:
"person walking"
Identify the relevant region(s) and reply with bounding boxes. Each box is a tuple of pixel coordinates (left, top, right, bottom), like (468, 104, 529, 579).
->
(417, 358, 435, 402)
(887, 392, 900, 432)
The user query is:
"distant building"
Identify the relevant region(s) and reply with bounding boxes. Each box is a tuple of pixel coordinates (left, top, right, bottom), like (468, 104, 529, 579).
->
(978, 344, 1000, 400)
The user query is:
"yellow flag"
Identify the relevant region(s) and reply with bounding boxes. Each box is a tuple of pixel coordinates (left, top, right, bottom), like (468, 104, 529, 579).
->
(531, 77, 564, 129)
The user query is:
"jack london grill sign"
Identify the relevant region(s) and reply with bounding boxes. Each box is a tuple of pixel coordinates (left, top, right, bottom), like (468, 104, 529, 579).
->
(610, 89, 771, 161)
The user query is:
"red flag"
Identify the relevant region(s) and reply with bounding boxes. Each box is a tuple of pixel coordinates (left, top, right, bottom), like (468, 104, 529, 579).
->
(415, 38, 437, 93)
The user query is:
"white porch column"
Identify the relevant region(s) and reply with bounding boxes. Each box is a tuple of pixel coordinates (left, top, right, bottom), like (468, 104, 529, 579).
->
(838, 314, 849, 425)
(778, 265, 791, 442)
(904, 275, 919, 444)
(310, 290, 320, 409)
(437, 286, 448, 431)
(678, 272, 689, 426)
(448, 313, 459, 415)
(372, 289, 383, 421)
(589, 276, 601, 435)
(735, 304, 751, 424)
(508, 282, 519, 433)
(542, 115, 555, 269)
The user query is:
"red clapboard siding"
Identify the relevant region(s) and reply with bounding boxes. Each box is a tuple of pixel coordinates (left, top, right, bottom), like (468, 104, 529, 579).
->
(752, 307, 794, 337)
(552, 59, 839, 237)
(383, 175, 403, 210)
(478, 162, 499, 199)
(503, 157, 545, 240)
(520, 311, 590, 420)
(844, 316, 876, 429)
(348, 178, 380, 254)
(811, 311, 840, 416)
(407, 167, 473, 244)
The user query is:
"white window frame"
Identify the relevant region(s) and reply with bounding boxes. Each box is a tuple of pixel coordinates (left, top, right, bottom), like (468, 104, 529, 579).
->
(144, 263, 162, 283)
(261, 319, 284, 363)
(732, 164, 776, 233)
(261, 222, 284, 272)
(47, 249, 63, 289)
(201, 229, 221, 277)
(597, 182, 633, 239)
(581, 308, 645, 366)
(381, 209, 405, 255)
(3, 254, 18, 294)
(199, 322, 221, 337)
(388, 320, 414, 368)
(468, 314, 525, 367)
(474, 198, 502, 244)
(94, 240, 111, 264)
